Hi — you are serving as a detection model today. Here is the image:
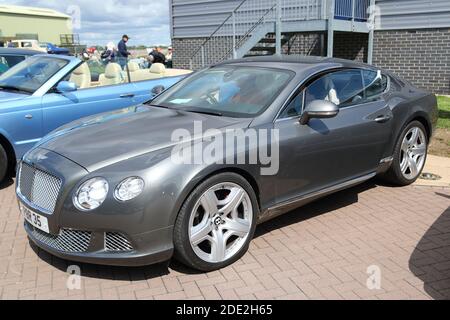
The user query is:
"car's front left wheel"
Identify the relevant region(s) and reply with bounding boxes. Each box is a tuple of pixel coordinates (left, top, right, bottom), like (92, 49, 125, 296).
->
(174, 173, 258, 271)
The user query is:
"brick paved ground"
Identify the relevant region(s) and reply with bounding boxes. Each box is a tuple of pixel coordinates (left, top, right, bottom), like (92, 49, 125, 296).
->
(0, 178, 449, 300)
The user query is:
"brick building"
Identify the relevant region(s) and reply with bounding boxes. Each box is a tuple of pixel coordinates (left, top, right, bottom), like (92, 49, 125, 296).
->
(170, 0, 450, 94)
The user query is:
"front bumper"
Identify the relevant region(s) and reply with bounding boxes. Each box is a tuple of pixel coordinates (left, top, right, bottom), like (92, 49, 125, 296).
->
(17, 147, 175, 267)
(24, 219, 173, 267)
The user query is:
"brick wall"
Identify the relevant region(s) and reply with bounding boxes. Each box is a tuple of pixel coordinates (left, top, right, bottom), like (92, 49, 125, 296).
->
(373, 28, 450, 95)
(282, 32, 324, 56)
(334, 32, 368, 63)
(172, 28, 450, 94)
(172, 37, 207, 69)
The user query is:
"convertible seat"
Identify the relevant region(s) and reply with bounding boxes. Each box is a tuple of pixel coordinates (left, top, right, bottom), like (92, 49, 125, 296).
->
(147, 63, 166, 79)
(69, 62, 91, 89)
(99, 63, 123, 86)
(121, 63, 193, 82)
(124, 61, 141, 82)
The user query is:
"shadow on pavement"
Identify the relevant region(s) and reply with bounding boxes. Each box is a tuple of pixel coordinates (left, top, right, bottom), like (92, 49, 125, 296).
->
(0, 177, 14, 190)
(409, 201, 450, 300)
(255, 181, 376, 237)
(28, 181, 378, 280)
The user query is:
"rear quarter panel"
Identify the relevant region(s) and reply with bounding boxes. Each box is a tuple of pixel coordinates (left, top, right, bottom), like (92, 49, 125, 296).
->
(383, 74, 437, 157)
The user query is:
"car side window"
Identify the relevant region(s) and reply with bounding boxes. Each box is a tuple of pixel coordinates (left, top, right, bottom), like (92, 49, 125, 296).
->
(362, 70, 389, 101)
(279, 91, 304, 118)
(304, 70, 365, 109)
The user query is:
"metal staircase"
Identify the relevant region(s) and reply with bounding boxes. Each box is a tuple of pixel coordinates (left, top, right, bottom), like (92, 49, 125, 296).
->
(189, 0, 374, 70)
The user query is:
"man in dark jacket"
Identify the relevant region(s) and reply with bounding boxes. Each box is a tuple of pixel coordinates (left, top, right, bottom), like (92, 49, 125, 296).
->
(117, 35, 130, 69)
(148, 47, 166, 65)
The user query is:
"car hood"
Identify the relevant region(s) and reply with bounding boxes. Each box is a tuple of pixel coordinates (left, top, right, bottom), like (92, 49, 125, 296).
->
(0, 90, 28, 103)
(38, 105, 251, 172)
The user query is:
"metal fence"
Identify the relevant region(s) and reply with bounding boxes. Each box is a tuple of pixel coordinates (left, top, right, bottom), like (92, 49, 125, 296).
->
(188, 0, 370, 69)
(335, 0, 370, 21)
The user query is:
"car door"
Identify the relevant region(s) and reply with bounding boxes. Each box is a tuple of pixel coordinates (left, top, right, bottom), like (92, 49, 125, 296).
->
(41, 82, 140, 134)
(274, 68, 393, 203)
(0, 96, 42, 159)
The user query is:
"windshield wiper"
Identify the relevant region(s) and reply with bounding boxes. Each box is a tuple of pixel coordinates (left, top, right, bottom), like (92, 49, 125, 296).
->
(0, 85, 32, 94)
(182, 108, 223, 117)
(148, 104, 170, 109)
(149, 104, 223, 116)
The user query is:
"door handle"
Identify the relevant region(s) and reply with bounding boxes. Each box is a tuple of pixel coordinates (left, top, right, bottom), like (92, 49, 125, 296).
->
(25, 114, 33, 119)
(120, 93, 135, 98)
(374, 115, 391, 123)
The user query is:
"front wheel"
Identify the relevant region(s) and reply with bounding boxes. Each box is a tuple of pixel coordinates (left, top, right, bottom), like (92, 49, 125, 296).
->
(383, 121, 428, 186)
(0, 144, 8, 184)
(173, 173, 258, 271)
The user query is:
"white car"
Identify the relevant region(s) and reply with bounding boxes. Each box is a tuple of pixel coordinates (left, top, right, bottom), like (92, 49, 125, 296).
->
(11, 40, 47, 53)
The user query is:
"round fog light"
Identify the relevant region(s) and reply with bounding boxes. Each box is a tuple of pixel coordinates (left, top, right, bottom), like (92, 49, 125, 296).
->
(115, 177, 145, 202)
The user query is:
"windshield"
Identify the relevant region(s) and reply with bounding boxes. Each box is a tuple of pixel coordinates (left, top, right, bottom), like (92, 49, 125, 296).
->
(151, 66, 293, 117)
(0, 56, 68, 94)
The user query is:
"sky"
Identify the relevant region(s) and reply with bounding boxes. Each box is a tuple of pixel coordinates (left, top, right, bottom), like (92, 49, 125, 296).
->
(0, 0, 171, 46)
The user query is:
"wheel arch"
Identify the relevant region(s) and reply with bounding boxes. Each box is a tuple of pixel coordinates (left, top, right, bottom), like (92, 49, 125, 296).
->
(0, 133, 17, 175)
(171, 166, 262, 226)
(409, 112, 432, 141)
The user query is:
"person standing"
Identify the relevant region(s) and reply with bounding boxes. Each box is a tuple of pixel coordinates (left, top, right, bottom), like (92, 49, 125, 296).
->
(166, 47, 173, 68)
(117, 35, 131, 69)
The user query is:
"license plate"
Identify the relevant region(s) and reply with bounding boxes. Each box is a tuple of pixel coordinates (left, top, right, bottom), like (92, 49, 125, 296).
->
(20, 204, 50, 234)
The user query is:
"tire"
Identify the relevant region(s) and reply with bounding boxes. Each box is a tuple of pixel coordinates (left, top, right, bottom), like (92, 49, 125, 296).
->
(383, 121, 428, 186)
(173, 172, 259, 272)
(0, 144, 8, 184)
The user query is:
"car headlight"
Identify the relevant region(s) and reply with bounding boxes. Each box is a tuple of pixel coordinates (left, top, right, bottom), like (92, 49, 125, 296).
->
(114, 177, 145, 202)
(74, 177, 109, 211)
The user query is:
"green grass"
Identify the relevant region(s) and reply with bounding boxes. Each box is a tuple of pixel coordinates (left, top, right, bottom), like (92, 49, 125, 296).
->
(437, 96, 450, 130)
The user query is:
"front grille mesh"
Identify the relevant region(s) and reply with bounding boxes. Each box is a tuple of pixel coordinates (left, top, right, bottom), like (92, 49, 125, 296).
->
(105, 232, 134, 252)
(18, 163, 62, 214)
(27, 222, 91, 253)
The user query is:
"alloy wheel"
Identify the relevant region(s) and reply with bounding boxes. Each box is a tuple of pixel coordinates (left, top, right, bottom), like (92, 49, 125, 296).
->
(399, 126, 427, 180)
(188, 182, 253, 263)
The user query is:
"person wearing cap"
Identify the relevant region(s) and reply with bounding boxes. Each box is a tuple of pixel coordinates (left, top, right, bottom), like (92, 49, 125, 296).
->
(117, 34, 131, 69)
(166, 47, 173, 68)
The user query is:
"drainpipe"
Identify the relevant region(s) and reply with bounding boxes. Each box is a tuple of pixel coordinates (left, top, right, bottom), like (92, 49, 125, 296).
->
(367, 0, 376, 64)
(232, 12, 237, 59)
(275, 0, 282, 56)
(327, 0, 335, 57)
(201, 45, 205, 67)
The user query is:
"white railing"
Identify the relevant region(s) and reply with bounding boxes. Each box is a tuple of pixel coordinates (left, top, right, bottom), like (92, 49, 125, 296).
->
(189, 0, 327, 69)
(188, 0, 370, 69)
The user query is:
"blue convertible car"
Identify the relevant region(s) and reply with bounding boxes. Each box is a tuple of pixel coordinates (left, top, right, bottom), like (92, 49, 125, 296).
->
(0, 54, 191, 182)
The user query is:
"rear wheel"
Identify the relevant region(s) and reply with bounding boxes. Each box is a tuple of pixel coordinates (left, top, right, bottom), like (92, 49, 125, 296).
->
(383, 121, 428, 186)
(173, 173, 258, 271)
(0, 144, 8, 184)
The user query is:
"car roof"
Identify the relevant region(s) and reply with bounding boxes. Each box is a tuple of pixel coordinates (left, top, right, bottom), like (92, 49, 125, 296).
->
(0, 48, 42, 55)
(216, 55, 376, 72)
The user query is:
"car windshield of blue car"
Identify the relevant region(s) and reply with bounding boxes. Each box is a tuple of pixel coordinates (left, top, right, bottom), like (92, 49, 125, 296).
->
(0, 56, 68, 94)
(151, 66, 293, 118)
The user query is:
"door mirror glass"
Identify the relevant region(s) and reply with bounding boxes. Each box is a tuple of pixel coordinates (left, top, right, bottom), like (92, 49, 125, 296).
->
(151, 85, 165, 96)
(300, 100, 339, 125)
(56, 81, 77, 93)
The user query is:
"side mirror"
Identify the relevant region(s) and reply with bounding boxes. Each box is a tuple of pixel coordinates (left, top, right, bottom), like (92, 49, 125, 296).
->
(299, 100, 339, 125)
(151, 85, 165, 96)
(56, 81, 77, 93)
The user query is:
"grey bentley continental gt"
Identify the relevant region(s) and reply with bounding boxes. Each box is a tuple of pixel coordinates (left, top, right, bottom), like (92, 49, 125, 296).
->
(16, 56, 438, 271)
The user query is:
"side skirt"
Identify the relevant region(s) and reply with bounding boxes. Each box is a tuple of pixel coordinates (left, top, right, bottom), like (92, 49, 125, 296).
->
(257, 172, 377, 224)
